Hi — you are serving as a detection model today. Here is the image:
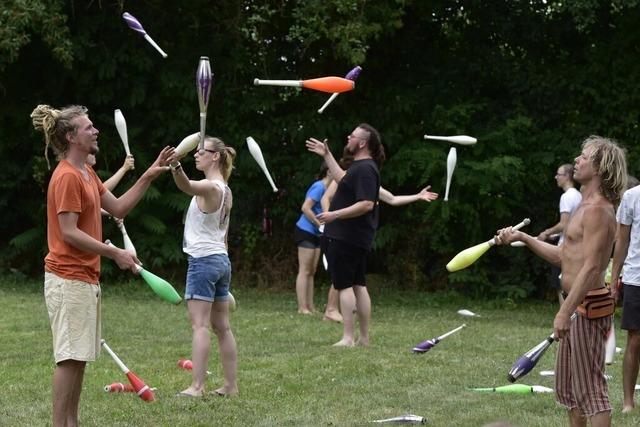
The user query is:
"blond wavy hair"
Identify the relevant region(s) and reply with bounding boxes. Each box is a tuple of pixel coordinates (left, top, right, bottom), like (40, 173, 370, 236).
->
(582, 135, 627, 206)
(30, 104, 88, 169)
(205, 136, 236, 182)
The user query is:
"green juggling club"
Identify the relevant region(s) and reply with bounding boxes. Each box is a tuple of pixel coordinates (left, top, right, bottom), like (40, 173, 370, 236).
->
(106, 240, 182, 305)
(471, 384, 553, 394)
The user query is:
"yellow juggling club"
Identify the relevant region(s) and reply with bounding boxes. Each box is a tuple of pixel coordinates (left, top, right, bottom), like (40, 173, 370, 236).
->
(446, 218, 530, 272)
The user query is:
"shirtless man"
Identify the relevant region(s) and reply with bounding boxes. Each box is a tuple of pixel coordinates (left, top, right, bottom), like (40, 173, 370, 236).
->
(495, 136, 627, 427)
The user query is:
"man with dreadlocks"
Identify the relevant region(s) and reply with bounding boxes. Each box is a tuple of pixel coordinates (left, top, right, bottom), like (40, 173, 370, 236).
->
(495, 136, 628, 427)
(31, 104, 169, 427)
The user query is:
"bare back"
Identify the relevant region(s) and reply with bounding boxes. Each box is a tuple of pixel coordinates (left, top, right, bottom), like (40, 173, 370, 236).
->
(560, 197, 616, 293)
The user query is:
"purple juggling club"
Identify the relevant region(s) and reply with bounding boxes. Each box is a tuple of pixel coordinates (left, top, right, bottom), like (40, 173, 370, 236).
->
(412, 324, 466, 354)
(196, 57, 213, 150)
(507, 312, 577, 382)
(317, 66, 362, 114)
(122, 12, 167, 58)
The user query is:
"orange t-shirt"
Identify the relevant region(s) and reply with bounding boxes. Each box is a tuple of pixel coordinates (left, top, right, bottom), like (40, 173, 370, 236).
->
(45, 160, 107, 284)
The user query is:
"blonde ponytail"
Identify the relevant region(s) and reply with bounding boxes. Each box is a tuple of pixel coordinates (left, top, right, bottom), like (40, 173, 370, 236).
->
(204, 136, 236, 182)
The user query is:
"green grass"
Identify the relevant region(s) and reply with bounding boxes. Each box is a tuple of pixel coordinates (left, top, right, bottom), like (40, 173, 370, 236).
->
(0, 279, 636, 426)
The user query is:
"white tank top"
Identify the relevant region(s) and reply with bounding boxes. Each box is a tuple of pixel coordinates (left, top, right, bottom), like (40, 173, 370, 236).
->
(183, 179, 230, 257)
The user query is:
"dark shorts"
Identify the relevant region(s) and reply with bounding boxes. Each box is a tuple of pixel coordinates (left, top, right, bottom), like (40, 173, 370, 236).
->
(294, 226, 320, 249)
(621, 284, 640, 331)
(326, 238, 367, 290)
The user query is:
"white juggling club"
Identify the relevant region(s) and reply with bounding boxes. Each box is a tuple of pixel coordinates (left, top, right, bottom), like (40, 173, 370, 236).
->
(114, 110, 133, 166)
(114, 218, 137, 257)
(174, 132, 200, 158)
(246, 136, 277, 192)
(605, 323, 616, 365)
(444, 147, 457, 202)
(424, 134, 477, 145)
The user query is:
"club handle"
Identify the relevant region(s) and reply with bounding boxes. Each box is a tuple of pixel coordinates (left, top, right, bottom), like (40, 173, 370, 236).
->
(318, 93, 340, 114)
(254, 78, 302, 87)
(512, 218, 531, 231)
(105, 239, 141, 270)
(489, 218, 531, 246)
(199, 115, 207, 149)
(266, 176, 278, 193)
(114, 219, 125, 232)
(437, 324, 466, 340)
(143, 34, 167, 58)
(100, 339, 130, 373)
(423, 135, 448, 141)
(550, 312, 578, 340)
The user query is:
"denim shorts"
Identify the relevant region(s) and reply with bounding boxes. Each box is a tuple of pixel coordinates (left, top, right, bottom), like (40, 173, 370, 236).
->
(185, 253, 231, 302)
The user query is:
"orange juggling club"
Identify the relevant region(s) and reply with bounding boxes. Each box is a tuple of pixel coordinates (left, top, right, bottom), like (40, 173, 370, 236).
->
(253, 76, 355, 93)
(104, 382, 136, 393)
(101, 339, 155, 402)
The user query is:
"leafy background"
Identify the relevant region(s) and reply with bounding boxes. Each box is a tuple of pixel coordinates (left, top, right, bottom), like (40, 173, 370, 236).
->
(2, 0, 640, 299)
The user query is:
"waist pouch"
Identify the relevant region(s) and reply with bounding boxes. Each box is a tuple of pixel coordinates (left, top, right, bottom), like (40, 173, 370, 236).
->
(577, 287, 614, 319)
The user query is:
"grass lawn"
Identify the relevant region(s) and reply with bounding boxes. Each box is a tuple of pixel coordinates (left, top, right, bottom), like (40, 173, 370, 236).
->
(0, 278, 637, 426)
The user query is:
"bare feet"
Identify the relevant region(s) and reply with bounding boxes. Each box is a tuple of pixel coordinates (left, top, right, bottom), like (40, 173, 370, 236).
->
(356, 338, 370, 347)
(213, 386, 238, 397)
(298, 309, 313, 315)
(622, 405, 634, 413)
(332, 338, 355, 347)
(323, 310, 343, 323)
(177, 386, 204, 397)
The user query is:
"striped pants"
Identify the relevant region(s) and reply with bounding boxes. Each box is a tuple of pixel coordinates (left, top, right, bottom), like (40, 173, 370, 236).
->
(555, 314, 611, 417)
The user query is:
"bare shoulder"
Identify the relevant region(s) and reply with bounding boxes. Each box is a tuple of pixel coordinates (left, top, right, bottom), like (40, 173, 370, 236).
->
(581, 201, 615, 221)
(579, 201, 616, 235)
(564, 201, 614, 243)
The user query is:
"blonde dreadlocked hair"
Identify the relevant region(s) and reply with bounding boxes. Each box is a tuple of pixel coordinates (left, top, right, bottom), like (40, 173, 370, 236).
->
(582, 135, 628, 206)
(30, 104, 88, 169)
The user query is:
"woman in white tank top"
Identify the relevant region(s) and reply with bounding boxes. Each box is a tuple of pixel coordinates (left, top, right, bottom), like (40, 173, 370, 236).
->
(165, 136, 238, 397)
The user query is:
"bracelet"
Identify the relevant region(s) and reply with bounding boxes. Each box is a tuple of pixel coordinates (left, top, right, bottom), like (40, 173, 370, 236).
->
(170, 161, 182, 172)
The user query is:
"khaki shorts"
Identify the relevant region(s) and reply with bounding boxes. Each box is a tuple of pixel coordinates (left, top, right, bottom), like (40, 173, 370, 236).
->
(44, 272, 101, 363)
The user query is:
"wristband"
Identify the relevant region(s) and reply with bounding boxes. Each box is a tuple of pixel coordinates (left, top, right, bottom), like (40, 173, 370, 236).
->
(170, 161, 182, 172)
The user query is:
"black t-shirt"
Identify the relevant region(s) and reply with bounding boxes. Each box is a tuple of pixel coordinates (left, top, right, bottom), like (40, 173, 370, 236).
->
(325, 159, 380, 249)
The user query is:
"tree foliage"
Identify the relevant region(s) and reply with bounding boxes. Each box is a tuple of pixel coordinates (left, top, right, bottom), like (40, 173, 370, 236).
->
(2, 0, 640, 299)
